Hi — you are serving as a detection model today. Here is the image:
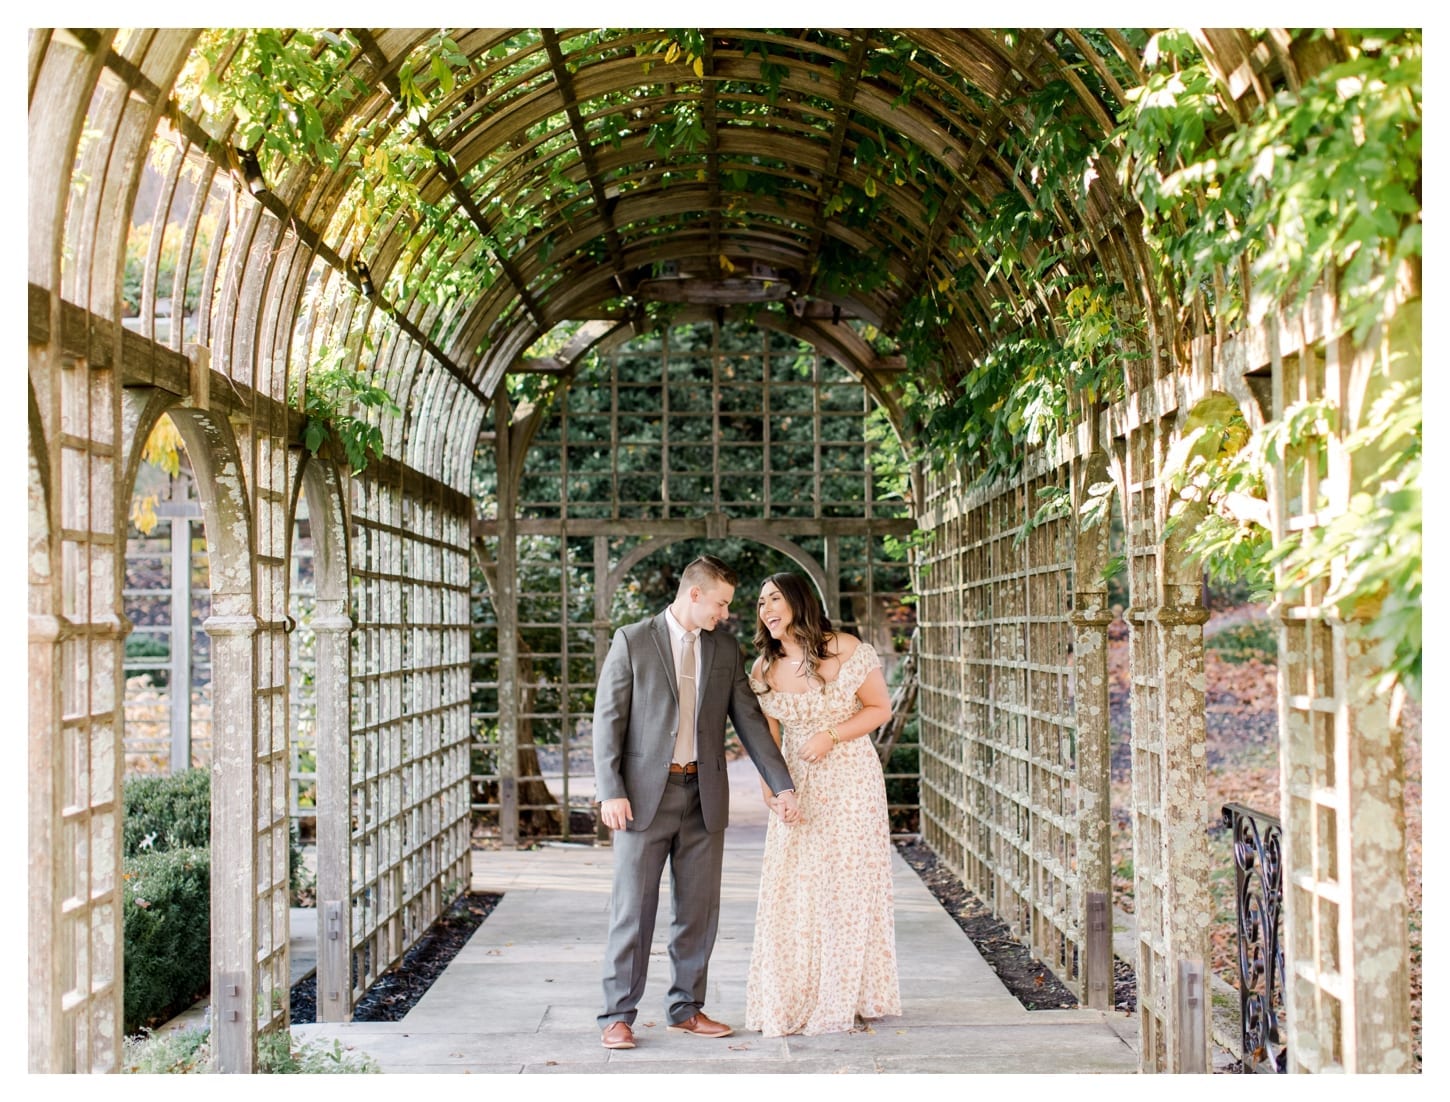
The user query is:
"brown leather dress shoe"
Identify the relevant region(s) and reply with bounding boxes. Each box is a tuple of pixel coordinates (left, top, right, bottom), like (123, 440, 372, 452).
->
(601, 1021, 636, 1049)
(666, 1011, 734, 1038)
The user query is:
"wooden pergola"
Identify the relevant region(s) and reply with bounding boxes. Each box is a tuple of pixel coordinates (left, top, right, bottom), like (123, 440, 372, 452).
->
(27, 28, 1416, 1073)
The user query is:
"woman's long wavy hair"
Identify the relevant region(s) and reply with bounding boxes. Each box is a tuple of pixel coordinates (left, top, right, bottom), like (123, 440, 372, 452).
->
(753, 572, 834, 691)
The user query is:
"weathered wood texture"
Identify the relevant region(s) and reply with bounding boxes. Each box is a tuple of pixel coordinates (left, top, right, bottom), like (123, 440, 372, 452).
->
(915, 457, 1091, 1007)
(1268, 301, 1416, 1072)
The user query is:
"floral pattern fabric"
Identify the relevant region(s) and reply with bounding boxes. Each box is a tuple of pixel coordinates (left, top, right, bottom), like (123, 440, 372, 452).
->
(744, 642, 902, 1036)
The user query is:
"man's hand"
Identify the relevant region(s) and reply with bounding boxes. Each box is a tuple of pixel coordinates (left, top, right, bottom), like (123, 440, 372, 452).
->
(775, 789, 801, 824)
(600, 797, 633, 831)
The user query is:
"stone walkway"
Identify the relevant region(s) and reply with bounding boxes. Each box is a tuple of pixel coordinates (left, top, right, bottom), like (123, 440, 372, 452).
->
(292, 759, 1139, 1073)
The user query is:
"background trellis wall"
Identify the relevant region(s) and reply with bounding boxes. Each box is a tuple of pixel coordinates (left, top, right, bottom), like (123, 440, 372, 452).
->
(471, 317, 917, 843)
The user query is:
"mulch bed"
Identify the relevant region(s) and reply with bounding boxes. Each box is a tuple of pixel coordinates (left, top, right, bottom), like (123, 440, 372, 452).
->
(895, 840, 1136, 1013)
(289, 892, 501, 1025)
(291, 844, 1137, 1025)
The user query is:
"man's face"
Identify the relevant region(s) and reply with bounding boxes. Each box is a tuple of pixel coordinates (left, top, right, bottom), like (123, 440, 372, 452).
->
(686, 580, 735, 632)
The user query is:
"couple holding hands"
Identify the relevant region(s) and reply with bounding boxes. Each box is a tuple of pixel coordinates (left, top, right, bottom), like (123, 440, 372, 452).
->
(593, 555, 901, 1047)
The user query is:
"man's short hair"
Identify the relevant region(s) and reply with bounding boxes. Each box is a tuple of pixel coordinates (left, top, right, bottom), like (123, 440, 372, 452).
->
(679, 554, 737, 593)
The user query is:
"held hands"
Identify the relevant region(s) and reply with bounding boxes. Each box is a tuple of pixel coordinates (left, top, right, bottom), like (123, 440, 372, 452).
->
(600, 797, 633, 831)
(774, 788, 801, 824)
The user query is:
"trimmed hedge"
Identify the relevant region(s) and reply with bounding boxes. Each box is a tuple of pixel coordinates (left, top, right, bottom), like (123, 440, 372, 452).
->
(124, 768, 211, 856)
(123, 846, 211, 1033)
(123, 766, 303, 891)
(120, 768, 307, 1033)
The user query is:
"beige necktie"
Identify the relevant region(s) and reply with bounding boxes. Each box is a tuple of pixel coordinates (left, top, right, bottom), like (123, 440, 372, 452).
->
(673, 631, 697, 765)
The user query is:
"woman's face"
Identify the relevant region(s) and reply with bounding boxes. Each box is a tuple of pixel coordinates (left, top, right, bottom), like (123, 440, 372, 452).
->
(757, 581, 794, 641)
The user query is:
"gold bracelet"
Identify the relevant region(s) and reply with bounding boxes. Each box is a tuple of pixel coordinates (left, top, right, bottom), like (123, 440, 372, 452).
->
(829, 726, 840, 747)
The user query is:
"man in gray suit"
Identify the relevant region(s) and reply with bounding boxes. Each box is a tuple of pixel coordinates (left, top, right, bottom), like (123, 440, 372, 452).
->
(594, 554, 799, 1049)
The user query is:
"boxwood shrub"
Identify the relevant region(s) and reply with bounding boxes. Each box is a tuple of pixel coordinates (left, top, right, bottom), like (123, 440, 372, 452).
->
(120, 768, 307, 1033)
(124, 768, 211, 855)
(123, 766, 303, 890)
(123, 846, 210, 1033)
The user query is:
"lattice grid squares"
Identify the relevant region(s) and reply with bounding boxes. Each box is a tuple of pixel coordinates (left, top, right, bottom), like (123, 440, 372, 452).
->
(348, 481, 473, 1002)
(1274, 341, 1352, 1072)
(916, 461, 1083, 996)
(1125, 422, 1168, 1070)
(52, 357, 124, 1072)
(252, 432, 292, 1035)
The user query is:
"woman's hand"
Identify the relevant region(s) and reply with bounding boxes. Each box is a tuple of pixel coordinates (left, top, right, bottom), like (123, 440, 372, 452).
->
(799, 729, 834, 765)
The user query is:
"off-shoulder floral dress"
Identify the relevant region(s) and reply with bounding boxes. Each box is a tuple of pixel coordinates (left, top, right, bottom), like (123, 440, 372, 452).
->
(744, 642, 902, 1036)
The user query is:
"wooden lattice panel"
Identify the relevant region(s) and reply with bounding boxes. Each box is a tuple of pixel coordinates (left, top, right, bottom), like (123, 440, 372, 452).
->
(1271, 328, 1414, 1072)
(916, 480, 966, 876)
(348, 480, 472, 1003)
(49, 349, 125, 1072)
(1124, 423, 1169, 1070)
(517, 324, 895, 524)
(916, 461, 1083, 997)
(250, 432, 293, 1037)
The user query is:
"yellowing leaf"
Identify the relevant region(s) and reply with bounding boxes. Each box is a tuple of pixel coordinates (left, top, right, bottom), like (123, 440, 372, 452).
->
(718, 254, 737, 274)
(665, 42, 680, 64)
(141, 416, 183, 477)
(693, 56, 704, 78)
(864, 176, 878, 198)
(130, 493, 159, 536)
(937, 275, 951, 293)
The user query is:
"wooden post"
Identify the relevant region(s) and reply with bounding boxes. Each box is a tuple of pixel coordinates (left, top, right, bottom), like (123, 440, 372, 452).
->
(1086, 891, 1113, 1011)
(1073, 445, 1114, 1010)
(169, 514, 193, 772)
(495, 398, 519, 847)
(205, 612, 259, 1073)
(823, 534, 840, 621)
(1177, 959, 1207, 1073)
(312, 610, 353, 1021)
(1155, 601, 1211, 1072)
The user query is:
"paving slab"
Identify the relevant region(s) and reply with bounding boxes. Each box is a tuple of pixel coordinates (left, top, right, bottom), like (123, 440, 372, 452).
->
(292, 757, 1140, 1074)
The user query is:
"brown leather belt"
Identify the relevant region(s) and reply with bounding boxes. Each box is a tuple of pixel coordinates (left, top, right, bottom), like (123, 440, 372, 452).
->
(668, 762, 698, 775)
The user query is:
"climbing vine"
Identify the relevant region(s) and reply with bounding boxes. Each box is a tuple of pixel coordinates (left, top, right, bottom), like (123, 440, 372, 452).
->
(1124, 28, 1422, 696)
(130, 416, 186, 536)
(293, 337, 399, 474)
(158, 27, 1420, 692)
(1120, 28, 1421, 343)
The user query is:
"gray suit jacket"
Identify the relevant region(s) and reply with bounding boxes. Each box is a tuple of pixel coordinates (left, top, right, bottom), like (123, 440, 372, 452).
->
(593, 610, 794, 832)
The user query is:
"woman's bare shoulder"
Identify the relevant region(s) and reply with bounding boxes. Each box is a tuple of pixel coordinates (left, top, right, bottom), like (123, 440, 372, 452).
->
(825, 631, 861, 659)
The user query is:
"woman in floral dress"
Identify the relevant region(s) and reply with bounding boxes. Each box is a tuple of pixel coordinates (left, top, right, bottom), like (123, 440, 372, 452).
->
(744, 571, 902, 1036)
